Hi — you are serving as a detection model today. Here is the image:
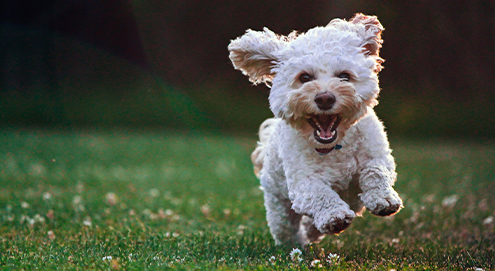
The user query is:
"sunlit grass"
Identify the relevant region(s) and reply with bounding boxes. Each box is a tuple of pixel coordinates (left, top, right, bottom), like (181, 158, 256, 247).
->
(0, 129, 494, 270)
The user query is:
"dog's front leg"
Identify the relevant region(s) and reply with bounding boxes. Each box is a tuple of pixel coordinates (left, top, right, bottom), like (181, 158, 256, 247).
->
(359, 164, 403, 216)
(263, 191, 304, 245)
(287, 176, 355, 235)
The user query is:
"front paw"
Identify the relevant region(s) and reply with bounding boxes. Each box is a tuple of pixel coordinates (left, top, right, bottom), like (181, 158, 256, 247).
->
(314, 208, 355, 235)
(361, 188, 403, 216)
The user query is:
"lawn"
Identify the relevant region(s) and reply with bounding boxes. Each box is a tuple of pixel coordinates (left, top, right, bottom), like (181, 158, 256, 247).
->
(0, 128, 494, 270)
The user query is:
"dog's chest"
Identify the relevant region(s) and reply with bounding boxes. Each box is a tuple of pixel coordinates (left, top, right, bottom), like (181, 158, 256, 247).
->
(313, 148, 359, 190)
(278, 127, 362, 191)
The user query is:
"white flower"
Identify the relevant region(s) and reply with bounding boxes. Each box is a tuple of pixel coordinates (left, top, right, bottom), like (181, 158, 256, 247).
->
(268, 256, 276, 265)
(200, 204, 211, 216)
(83, 217, 92, 227)
(442, 195, 459, 208)
(326, 253, 340, 265)
(21, 202, 30, 208)
(102, 256, 112, 261)
(237, 224, 247, 235)
(33, 214, 45, 223)
(483, 216, 494, 225)
(47, 230, 56, 240)
(20, 215, 29, 223)
(72, 195, 82, 205)
(290, 248, 303, 262)
(76, 182, 84, 194)
(43, 192, 52, 200)
(105, 192, 118, 206)
(149, 188, 160, 198)
(310, 259, 322, 268)
(143, 209, 152, 217)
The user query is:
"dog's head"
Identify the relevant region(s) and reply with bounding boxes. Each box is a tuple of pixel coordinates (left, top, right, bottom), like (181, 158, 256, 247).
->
(229, 14, 384, 154)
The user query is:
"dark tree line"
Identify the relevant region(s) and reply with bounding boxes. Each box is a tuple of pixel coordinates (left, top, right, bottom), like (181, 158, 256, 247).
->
(2, 0, 493, 98)
(1, 0, 493, 135)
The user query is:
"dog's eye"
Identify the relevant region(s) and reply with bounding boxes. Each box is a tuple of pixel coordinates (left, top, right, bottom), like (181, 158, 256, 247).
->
(299, 73, 313, 84)
(337, 72, 351, 81)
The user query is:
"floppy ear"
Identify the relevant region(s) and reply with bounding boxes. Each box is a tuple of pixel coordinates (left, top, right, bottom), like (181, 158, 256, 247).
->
(228, 28, 288, 85)
(349, 13, 384, 72)
(349, 13, 384, 57)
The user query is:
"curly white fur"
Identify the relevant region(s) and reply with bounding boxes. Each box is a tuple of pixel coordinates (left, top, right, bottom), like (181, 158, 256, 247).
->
(229, 13, 403, 246)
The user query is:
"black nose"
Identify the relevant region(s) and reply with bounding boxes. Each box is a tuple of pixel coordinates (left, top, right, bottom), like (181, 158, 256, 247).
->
(314, 92, 336, 110)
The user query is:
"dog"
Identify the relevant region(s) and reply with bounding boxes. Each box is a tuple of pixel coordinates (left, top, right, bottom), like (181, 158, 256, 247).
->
(228, 13, 403, 246)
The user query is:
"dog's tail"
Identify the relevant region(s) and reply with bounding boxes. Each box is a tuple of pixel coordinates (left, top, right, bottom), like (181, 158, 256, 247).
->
(251, 118, 279, 178)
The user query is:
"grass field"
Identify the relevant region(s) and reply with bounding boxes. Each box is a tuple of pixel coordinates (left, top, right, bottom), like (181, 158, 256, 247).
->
(0, 128, 494, 270)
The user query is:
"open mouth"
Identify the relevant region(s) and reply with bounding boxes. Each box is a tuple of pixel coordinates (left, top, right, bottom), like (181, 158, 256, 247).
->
(307, 114, 341, 145)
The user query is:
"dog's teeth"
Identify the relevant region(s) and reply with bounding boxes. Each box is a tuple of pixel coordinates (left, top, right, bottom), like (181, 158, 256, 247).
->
(316, 130, 321, 136)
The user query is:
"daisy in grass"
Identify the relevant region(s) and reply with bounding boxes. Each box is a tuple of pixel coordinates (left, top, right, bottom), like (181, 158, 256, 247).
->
(290, 248, 303, 262)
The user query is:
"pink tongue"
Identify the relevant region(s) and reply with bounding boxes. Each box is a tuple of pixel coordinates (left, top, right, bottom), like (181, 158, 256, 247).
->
(317, 115, 334, 138)
(320, 128, 333, 138)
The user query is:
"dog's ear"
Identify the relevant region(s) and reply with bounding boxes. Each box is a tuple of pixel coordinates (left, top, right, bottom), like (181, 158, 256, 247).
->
(349, 13, 384, 72)
(349, 13, 383, 57)
(228, 28, 288, 85)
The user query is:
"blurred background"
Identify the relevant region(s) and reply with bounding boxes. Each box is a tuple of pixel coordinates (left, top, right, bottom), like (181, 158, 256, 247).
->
(1, 0, 494, 138)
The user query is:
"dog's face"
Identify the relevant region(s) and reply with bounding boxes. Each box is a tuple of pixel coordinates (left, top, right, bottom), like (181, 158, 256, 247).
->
(229, 14, 384, 154)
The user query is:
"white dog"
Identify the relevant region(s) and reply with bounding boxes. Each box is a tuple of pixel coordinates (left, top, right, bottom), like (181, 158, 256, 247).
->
(228, 13, 403, 246)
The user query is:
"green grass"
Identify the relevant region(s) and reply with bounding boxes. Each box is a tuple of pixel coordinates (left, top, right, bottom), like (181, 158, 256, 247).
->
(0, 129, 494, 270)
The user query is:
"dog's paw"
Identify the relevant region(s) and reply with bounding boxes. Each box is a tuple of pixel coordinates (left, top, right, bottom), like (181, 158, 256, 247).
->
(361, 188, 403, 216)
(314, 208, 355, 235)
